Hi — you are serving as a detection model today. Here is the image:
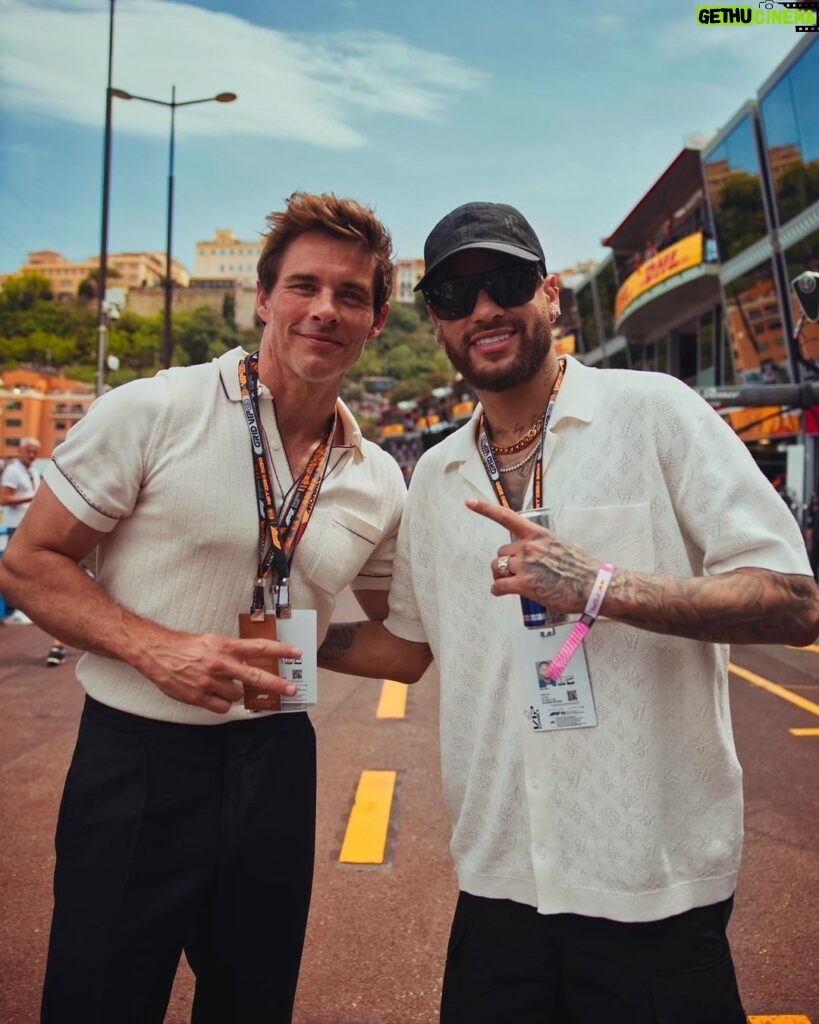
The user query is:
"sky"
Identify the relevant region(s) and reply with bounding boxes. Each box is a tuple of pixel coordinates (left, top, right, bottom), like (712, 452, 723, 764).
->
(0, 0, 808, 279)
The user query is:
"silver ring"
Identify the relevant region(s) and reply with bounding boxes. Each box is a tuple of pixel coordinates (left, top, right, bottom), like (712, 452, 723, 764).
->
(497, 554, 512, 578)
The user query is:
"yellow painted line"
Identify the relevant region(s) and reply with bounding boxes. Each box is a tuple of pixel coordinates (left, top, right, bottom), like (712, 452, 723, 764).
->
(377, 679, 408, 719)
(339, 770, 396, 864)
(729, 663, 819, 719)
(748, 1016, 813, 1023)
(789, 728, 819, 737)
(787, 643, 819, 654)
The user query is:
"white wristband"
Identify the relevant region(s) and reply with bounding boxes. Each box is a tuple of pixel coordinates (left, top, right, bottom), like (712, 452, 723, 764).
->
(546, 563, 614, 681)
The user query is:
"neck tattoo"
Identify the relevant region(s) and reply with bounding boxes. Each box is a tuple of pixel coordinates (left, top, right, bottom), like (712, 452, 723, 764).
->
(488, 412, 546, 455)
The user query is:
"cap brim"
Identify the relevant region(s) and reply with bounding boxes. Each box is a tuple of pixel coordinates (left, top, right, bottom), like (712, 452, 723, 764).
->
(415, 242, 542, 291)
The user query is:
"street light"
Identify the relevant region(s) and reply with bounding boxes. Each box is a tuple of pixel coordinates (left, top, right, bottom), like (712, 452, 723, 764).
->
(95, 0, 116, 398)
(111, 86, 237, 369)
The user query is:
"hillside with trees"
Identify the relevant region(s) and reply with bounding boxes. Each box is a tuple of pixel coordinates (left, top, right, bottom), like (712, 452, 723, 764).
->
(0, 272, 446, 404)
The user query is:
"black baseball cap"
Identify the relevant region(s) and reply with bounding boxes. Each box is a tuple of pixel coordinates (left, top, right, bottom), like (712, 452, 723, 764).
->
(415, 202, 546, 291)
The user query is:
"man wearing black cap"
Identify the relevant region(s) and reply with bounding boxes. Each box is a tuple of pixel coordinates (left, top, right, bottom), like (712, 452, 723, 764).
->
(319, 202, 818, 1021)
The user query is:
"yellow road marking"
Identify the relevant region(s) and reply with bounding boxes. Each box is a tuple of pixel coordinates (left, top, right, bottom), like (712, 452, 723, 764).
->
(789, 728, 819, 737)
(729, 663, 819, 719)
(787, 643, 819, 654)
(748, 1016, 813, 1023)
(339, 770, 396, 864)
(377, 679, 408, 719)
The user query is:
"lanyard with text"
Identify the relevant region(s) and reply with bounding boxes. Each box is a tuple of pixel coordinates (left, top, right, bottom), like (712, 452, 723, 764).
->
(476, 357, 566, 509)
(238, 352, 336, 620)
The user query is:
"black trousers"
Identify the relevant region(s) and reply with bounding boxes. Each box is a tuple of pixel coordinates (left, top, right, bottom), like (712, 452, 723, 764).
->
(440, 891, 747, 1023)
(41, 697, 316, 1024)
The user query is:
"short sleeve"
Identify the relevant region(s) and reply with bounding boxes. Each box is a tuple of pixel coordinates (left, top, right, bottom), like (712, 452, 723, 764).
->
(655, 378, 811, 577)
(44, 375, 169, 533)
(383, 467, 428, 644)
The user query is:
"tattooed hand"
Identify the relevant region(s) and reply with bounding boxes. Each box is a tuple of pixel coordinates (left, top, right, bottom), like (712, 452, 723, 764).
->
(467, 499, 599, 613)
(467, 498, 819, 646)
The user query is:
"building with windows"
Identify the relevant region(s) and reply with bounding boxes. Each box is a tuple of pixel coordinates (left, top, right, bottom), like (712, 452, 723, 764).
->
(553, 36, 818, 499)
(1, 368, 94, 459)
(194, 230, 263, 286)
(15, 251, 190, 299)
(700, 34, 818, 488)
(393, 258, 425, 304)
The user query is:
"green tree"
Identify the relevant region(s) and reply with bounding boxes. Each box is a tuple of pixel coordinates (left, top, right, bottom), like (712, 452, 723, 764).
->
(0, 271, 54, 310)
(173, 306, 240, 366)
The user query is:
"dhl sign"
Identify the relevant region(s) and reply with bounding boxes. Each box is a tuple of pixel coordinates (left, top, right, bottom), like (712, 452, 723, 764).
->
(726, 405, 800, 442)
(615, 232, 704, 322)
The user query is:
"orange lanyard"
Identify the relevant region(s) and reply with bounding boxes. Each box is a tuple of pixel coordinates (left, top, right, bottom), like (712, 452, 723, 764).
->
(238, 352, 335, 616)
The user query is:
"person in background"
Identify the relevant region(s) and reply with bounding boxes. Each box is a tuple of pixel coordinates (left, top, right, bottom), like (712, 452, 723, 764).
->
(1, 436, 41, 626)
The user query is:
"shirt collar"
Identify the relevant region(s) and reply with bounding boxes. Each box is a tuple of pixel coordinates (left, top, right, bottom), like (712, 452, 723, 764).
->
(217, 346, 364, 453)
(440, 354, 597, 471)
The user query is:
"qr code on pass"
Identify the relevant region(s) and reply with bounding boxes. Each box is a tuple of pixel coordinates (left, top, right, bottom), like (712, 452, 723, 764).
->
(292, 669, 303, 681)
(567, 690, 577, 702)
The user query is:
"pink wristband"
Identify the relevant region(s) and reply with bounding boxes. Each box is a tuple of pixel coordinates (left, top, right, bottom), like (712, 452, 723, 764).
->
(546, 563, 614, 681)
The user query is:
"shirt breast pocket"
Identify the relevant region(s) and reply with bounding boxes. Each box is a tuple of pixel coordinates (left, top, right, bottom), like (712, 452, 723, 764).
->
(559, 502, 656, 573)
(302, 507, 382, 596)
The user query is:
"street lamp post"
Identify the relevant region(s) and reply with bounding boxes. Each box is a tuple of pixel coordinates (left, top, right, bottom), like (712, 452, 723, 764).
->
(95, 0, 116, 397)
(111, 86, 237, 368)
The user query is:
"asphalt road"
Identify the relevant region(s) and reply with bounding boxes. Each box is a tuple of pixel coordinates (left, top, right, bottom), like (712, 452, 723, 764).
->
(0, 594, 817, 1023)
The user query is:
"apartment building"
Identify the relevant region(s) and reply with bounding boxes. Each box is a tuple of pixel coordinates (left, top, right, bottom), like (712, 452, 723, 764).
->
(1, 368, 94, 459)
(194, 230, 262, 286)
(17, 251, 190, 299)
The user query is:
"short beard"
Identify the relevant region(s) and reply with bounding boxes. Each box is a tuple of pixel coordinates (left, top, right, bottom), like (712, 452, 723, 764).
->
(438, 312, 553, 392)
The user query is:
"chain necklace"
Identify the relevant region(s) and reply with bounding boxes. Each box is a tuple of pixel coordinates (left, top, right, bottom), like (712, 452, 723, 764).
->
(496, 444, 539, 474)
(488, 412, 546, 455)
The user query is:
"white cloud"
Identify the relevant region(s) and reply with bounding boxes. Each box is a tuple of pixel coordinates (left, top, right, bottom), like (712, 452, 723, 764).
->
(655, 12, 802, 69)
(0, 0, 485, 148)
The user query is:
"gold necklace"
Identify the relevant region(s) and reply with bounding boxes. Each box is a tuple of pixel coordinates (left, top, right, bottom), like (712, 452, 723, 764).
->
(489, 413, 545, 455)
(497, 445, 539, 474)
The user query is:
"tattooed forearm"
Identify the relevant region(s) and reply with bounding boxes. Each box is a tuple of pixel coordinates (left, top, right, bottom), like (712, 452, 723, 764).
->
(605, 567, 819, 646)
(318, 622, 364, 663)
(317, 620, 433, 682)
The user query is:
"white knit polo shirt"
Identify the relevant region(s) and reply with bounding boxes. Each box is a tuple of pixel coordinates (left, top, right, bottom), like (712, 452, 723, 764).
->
(45, 348, 407, 725)
(385, 356, 811, 922)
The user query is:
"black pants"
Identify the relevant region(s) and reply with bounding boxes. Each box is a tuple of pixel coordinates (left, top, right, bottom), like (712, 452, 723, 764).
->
(440, 891, 747, 1023)
(41, 697, 316, 1024)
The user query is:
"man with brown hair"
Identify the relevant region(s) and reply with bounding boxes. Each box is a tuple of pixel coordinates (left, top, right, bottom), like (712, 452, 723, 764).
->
(0, 192, 414, 1024)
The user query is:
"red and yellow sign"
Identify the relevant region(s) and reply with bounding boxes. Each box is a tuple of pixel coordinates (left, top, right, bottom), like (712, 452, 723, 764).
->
(554, 333, 576, 356)
(416, 414, 441, 430)
(615, 232, 704, 322)
(451, 401, 475, 419)
(726, 405, 800, 442)
(381, 423, 405, 438)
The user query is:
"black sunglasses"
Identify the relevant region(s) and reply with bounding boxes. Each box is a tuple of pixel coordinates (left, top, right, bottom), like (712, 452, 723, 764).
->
(422, 262, 544, 320)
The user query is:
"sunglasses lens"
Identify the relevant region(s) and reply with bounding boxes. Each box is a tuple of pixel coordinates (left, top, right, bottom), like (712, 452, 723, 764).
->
(424, 279, 477, 320)
(424, 264, 541, 320)
(484, 265, 541, 308)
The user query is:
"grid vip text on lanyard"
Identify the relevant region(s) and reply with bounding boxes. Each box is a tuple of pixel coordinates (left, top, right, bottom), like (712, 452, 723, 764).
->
(476, 357, 566, 509)
(238, 352, 336, 619)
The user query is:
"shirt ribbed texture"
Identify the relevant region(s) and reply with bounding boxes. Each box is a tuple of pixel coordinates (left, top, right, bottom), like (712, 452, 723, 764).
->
(45, 348, 406, 725)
